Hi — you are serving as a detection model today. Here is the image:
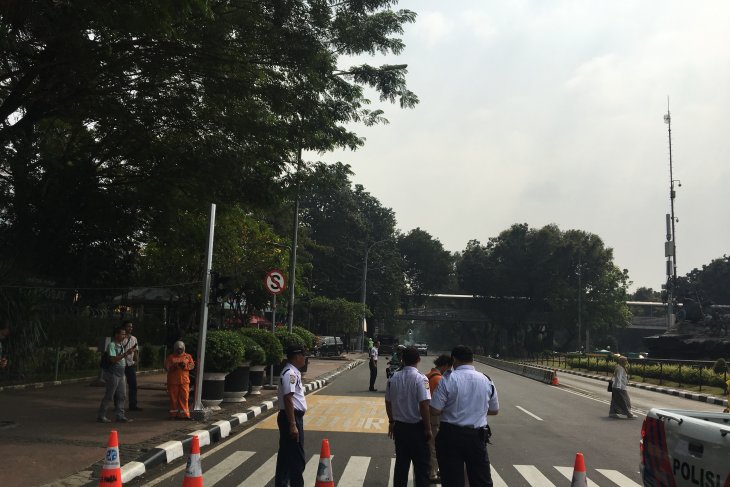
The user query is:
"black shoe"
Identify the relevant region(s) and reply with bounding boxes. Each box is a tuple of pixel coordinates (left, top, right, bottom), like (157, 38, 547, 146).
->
(128, 406, 143, 411)
(369, 388, 377, 391)
(97, 417, 111, 423)
(116, 416, 133, 423)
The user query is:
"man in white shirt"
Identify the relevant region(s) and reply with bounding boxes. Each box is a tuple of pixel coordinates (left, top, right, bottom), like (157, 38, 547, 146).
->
(430, 345, 499, 487)
(385, 346, 432, 487)
(369, 340, 380, 391)
(123, 321, 142, 411)
(275, 345, 308, 487)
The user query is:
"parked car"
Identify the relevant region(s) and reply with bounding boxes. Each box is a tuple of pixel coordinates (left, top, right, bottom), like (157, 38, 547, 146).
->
(415, 343, 428, 355)
(377, 335, 398, 355)
(315, 336, 344, 357)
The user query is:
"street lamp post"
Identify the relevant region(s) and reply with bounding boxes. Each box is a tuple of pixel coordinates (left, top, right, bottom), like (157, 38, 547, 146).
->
(664, 102, 679, 331)
(360, 239, 391, 352)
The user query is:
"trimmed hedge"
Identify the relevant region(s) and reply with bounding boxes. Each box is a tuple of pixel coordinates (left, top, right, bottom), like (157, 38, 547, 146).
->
(186, 330, 245, 373)
(292, 326, 316, 350)
(238, 334, 266, 366)
(241, 328, 283, 366)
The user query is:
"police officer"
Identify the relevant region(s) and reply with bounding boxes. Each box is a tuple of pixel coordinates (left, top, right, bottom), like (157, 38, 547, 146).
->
(275, 345, 308, 487)
(385, 346, 432, 487)
(369, 340, 380, 391)
(430, 345, 499, 487)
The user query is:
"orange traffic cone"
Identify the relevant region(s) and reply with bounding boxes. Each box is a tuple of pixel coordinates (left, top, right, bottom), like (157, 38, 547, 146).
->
(98, 430, 122, 487)
(182, 435, 203, 487)
(314, 439, 334, 487)
(551, 370, 559, 386)
(571, 452, 588, 487)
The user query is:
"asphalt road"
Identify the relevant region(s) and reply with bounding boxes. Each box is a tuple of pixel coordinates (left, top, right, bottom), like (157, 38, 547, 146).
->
(129, 357, 720, 486)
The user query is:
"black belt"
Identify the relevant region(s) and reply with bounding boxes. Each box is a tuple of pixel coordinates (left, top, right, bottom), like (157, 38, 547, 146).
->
(440, 421, 486, 431)
(279, 409, 305, 416)
(394, 420, 423, 426)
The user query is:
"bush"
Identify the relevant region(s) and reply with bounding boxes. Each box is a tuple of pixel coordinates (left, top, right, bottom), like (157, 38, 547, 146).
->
(275, 328, 307, 351)
(239, 335, 266, 366)
(713, 358, 728, 375)
(292, 325, 315, 350)
(241, 328, 283, 366)
(75, 344, 98, 370)
(186, 330, 245, 373)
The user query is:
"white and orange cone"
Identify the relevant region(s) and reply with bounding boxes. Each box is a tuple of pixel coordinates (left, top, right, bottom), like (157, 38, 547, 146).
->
(314, 438, 334, 487)
(571, 452, 588, 487)
(182, 435, 203, 487)
(552, 370, 559, 386)
(98, 430, 122, 487)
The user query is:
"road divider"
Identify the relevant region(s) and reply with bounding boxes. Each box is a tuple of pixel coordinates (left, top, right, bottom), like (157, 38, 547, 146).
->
(475, 355, 557, 385)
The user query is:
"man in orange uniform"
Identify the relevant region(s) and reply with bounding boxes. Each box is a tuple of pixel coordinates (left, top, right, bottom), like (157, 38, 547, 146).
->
(165, 340, 195, 419)
(426, 354, 453, 484)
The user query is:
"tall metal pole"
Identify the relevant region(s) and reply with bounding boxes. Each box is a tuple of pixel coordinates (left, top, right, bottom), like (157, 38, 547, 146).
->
(193, 203, 216, 412)
(269, 294, 277, 386)
(577, 254, 582, 352)
(286, 146, 302, 333)
(664, 101, 678, 331)
(360, 247, 369, 352)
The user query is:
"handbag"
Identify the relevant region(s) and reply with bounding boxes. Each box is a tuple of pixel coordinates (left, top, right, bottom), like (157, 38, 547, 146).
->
(607, 380, 613, 392)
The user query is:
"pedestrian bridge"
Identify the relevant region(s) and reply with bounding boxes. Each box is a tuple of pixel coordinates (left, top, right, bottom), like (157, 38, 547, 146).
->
(396, 295, 668, 330)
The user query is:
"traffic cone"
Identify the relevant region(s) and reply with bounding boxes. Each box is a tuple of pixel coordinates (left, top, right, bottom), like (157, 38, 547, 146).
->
(98, 430, 122, 487)
(571, 452, 588, 487)
(551, 370, 559, 386)
(314, 439, 334, 487)
(182, 435, 203, 487)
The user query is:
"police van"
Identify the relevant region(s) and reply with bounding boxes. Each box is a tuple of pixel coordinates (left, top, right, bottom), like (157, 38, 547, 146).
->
(640, 408, 730, 486)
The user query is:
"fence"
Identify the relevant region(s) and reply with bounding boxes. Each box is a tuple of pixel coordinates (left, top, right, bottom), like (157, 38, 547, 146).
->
(531, 353, 729, 393)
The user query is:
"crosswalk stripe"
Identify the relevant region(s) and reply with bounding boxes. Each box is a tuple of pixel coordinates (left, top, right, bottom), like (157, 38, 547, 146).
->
(387, 458, 415, 487)
(236, 453, 277, 487)
(205, 451, 255, 486)
(339, 456, 371, 486)
(491, 466, 508, 487)
(555, 466, 601, 486)
(515, 464, 557, 486)
(596, 469, 642, 487)
(303, 454, 321, 487)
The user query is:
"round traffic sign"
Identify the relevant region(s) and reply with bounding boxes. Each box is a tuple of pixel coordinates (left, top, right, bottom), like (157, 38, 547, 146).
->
(264, 269, 286, 295)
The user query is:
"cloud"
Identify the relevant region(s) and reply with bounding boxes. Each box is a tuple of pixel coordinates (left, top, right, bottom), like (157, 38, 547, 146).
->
(409, 11, 454, 47)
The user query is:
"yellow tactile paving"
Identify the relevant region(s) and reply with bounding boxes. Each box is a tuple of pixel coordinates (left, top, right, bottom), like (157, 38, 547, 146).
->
(259, 395, 387, 433)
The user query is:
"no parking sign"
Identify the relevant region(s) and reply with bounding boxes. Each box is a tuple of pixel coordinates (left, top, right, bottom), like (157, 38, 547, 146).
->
(264, 269, 286, 295)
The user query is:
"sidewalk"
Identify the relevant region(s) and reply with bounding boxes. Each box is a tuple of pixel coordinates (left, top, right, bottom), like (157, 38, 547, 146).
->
(0, 354, 366, 487)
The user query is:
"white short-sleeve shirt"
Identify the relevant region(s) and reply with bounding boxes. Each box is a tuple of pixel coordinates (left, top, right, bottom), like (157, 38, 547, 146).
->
(385, 366, 431, 423)
(122, 335, 138, 366)
(278, 364, 307, 412)
(370, 346, 379, 362)
(430, 365, 499, 428)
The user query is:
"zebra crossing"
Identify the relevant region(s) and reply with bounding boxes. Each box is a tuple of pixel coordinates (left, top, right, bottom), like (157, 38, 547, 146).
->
(200, 450, 642, 486)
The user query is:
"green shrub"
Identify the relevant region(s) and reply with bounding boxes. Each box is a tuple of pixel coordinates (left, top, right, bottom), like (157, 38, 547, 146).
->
(186, 330, 245, 373)
(75, 344, 98, 370)
(275, 328, 307, 351)
(713, 358, 728, 375)
(292, 325, 315, 350)
(239, 335, 266, 366)
(241, 328, 283, 366)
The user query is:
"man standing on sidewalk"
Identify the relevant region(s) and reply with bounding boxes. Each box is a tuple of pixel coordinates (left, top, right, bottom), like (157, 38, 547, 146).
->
(369, 340, 380, 391)
(122, 321, 142, 411)
(275, 345, 308, 487)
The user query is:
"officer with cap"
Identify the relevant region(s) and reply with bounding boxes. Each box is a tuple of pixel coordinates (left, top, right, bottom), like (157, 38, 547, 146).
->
(385, 346, 432, 487)
(275, 344, 308, 487)
(430, 345, 499, 487)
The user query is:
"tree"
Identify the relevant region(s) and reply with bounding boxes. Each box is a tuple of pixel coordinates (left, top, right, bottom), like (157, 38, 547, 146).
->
(0, 1, 418, 287)
(398, 228, 452, 296)
(309, 296, 370, 338)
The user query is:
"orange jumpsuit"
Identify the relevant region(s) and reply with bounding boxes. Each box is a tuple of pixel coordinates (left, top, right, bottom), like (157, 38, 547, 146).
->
(165, 352, 195, 419)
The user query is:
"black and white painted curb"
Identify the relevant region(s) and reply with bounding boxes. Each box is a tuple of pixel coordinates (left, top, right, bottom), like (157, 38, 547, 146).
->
(511, 361, 729, 408)
(120, 359, 363, 484)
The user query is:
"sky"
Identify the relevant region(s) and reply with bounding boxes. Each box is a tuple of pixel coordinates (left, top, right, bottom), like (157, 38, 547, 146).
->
(315, 0, 730, 292)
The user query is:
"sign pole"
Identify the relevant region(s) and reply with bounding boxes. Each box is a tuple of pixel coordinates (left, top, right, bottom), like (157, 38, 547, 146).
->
(269, 294, 277, 386)
(193, 203, 216, 415)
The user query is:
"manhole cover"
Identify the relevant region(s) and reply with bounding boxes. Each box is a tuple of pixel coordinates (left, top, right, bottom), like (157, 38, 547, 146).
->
(0, 420, 18, 430)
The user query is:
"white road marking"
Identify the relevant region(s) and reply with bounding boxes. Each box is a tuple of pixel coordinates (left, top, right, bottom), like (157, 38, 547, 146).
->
(302, 454, 322, 487)
(387, 458, 415, 487)
(236, 453, 276, 487)
(596, 469, 643, 487)
(339, 456, 371, 486)
(555, 465, 601, 486)
(516, 405, 544, 421)
(514, 464, 557, 486)
(491, 466, 509, 487)
(204, 451, 254, 485)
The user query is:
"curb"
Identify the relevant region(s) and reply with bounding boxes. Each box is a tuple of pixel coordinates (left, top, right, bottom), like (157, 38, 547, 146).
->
(119, 359, 363, 484)
(514, 362, 729, 408)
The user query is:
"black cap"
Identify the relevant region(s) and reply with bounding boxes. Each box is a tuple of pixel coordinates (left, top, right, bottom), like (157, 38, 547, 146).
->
(286, 345, 305, 357)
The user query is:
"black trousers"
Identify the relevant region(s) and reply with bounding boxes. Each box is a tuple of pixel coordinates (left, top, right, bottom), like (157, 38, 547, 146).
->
(124, 365, 138, 408)
(369, 362, 377, 390)
(436, 422, 493, 487)
(393, 421, 430, 487)
(275, 410, 305, 487)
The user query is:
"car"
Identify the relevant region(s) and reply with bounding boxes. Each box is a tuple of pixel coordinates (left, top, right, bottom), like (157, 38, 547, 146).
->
(377, 335, 398, 355)
(315, 336, 344, 357)
(415, 343, 428, 355)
